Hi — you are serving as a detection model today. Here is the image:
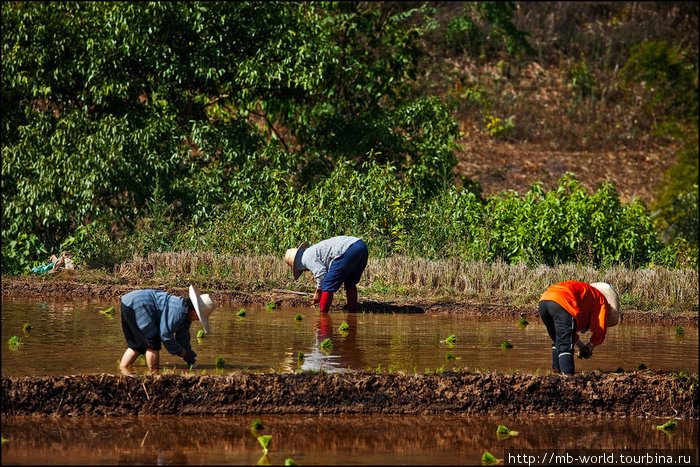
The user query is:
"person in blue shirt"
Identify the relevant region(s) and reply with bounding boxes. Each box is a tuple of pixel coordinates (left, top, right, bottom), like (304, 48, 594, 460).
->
(119, 285, 216, 373)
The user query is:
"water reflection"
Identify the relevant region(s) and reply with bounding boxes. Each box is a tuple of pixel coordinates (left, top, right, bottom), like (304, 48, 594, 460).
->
(301, 313, 366, 372)
(1, 298, 698, 377)
(1, 414, 697, 465)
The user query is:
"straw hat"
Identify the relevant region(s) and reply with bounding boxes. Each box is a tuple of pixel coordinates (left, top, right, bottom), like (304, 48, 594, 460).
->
(590, 282, 620, 327)
(189, 285, 217, 333)
(284, 241, 309, 280)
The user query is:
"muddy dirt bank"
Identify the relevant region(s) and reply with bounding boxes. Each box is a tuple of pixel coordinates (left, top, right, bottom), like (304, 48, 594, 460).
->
(2, 276, 697, 325)
(2, 370, 696, 419)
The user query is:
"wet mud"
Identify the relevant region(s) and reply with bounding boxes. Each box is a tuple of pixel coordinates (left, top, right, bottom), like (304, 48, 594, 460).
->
(2, 370, 696, 419)
(2, 276, 697, 325)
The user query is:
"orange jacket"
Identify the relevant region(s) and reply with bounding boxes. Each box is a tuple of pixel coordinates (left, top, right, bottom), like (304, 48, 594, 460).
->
(539, 281, 609, 346)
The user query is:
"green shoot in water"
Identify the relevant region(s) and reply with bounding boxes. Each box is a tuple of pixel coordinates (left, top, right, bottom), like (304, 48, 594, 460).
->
(257, 434, 272, 453)
(285, 459, 296, 466)
(294, 313, 302, 321)
(656, 420, 676, 431)
(444, 334, 456, 344)
(266, 301, 276, 310)
(215, 357, 226, 370)
(321, 338, 333, 349)
(251, 419, 265, 430)
(8, 336, 20, 349)
(496, 425, 519, 439)
(445, 352, 457, 360)
(297, 351, 305, 360)
(22, 323, 31, 332)
(237, 309, 246, 317)
(197, 329, 206, 339)
(339, 321, 349, 331)
(518, 317, 529, 326)
(100, 306, 115, 315)
(675, 326, 685, 335)
(482, 451, 501, 464)
(501, 340, 513, 350)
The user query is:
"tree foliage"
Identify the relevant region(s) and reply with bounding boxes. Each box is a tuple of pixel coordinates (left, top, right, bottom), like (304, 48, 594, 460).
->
(0, 2, 692, 273)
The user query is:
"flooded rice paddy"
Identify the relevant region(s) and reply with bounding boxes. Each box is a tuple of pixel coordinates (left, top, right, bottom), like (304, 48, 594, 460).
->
(2, 298, 698, 465)
(1, 298, 697, 376)
(1, 414, 698, 465)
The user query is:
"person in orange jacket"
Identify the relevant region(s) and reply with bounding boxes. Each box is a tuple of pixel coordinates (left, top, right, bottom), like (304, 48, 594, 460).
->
(538, 281, 620, 375)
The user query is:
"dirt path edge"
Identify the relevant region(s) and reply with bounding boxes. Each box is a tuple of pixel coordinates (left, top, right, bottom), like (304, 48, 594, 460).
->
(2, 371, 696, 418)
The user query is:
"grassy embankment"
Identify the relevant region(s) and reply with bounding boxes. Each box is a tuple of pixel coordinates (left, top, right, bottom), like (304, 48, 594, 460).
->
(20, 251, 698, 314)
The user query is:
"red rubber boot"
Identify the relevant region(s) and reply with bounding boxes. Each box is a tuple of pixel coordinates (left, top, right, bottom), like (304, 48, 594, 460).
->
(345, 285, 358, 312)
(319, 291, 334, 313)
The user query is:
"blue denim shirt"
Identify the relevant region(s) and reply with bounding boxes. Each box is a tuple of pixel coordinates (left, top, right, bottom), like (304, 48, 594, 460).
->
(121, 289, 193, 357)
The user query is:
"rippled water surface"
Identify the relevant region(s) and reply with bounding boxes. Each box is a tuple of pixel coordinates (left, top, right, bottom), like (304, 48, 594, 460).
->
(1, 298, 697, 376)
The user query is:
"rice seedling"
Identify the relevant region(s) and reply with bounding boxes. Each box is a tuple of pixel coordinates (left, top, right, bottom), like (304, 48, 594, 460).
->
(321, 338, 333, 349)
(501, 340, 513, 350)
(339, 321, 349, 331)
(215, 357, 226, 370)
(100, 306, 115, 315)
(266, 301, 276, 311)
(251, 419, 265, 430)
(197, 329, 206, 339)
(22, 323, 31, 332)
(237, 309, 246, 317)
(443, 334, 457, 344)
(496, 425, 519, 440)
(1, 436, 7, 444)
(482, 451, 502, 465)
(257, 434, 272, 453)
(285, 459, 296, 466)
(445, 352, 457, 360)
(388, 364, 395, 373)
(294, 313, 302, 321)
(7, 336, 20, 349)
(518, 316, 529, 326)
(675, 325, 685, 335)
(297, 351, 305, 360)
(376, 364, 382, 374)
(656, 420, 677, 431)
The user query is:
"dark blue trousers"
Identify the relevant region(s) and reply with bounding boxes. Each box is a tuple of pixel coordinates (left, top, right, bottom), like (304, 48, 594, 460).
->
(321, 240, 368, 292)
(538, 300, 577, 374)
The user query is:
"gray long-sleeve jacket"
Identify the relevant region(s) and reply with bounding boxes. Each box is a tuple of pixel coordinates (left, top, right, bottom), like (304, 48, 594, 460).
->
(300, 236, 360, 289)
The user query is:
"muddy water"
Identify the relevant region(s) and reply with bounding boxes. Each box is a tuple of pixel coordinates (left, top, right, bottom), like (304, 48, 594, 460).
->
(1, 414, 697, 465)
(1, 298, 697, 376)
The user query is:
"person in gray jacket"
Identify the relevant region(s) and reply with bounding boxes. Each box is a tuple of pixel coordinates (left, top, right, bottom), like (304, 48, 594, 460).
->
(285, 236, 368, 313)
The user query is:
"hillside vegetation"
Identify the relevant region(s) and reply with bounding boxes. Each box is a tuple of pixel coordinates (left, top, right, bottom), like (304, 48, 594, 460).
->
(2, 2, 697, 277)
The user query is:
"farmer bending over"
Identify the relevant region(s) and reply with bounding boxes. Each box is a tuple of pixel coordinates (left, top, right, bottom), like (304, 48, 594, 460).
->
(284, 235, 368, 313)
(538, 281, 620, 376)
(119, 285, 216, 373)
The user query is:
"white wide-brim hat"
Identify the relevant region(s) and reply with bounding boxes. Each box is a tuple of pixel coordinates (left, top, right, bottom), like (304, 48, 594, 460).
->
(284, 241, 309, 280)
(189, 285, 216, 333)
(590, 282, 620, 327)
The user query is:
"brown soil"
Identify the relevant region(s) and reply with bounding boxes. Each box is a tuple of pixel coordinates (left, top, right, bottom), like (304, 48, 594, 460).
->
(2, 370, 696, 418)
(2, 276, 697, 325)
(455, 135, 675, 204)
